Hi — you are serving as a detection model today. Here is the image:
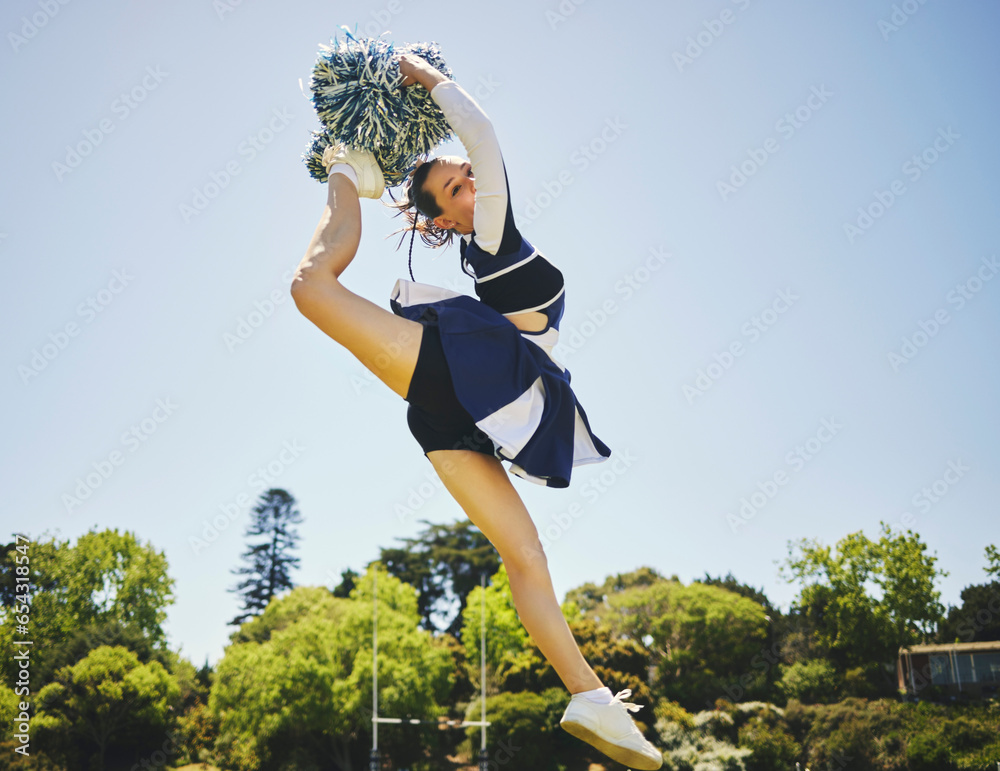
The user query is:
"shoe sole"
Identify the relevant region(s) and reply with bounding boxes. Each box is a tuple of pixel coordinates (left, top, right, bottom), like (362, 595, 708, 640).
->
(560, 718, 663, 770)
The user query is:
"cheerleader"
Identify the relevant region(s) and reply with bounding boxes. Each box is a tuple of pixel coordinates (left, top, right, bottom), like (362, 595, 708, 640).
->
(290, 52, 662, 770)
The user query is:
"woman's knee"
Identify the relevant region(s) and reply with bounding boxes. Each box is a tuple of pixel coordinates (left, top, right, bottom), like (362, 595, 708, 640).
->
(504, 535, 549, 576)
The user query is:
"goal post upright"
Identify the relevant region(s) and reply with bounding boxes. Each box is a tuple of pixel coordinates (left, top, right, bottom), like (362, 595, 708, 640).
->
(369, 561, 491, 769)
(479, 571, 488, 770)
(371, 564, 380, 771)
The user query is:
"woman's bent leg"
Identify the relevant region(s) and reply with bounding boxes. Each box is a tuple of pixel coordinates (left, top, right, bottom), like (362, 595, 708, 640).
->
(291, 174, 424, 399)
(427, 449, 603, 695)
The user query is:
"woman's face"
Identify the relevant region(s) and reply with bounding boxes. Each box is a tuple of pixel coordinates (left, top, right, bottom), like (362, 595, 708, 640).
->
(424, 156, 476, 234)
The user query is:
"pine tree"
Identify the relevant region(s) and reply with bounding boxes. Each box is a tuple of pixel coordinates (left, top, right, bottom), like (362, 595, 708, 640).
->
(229, 488, 303, 625)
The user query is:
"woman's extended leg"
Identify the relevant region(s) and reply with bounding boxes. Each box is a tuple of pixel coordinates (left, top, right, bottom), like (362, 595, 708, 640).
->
(290, 173, 423, 398)
(427, 448, 604, 694)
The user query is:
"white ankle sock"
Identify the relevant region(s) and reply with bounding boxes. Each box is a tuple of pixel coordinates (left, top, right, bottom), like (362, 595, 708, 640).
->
(328, 163, 358, 189)
(575, 686, 613, 704)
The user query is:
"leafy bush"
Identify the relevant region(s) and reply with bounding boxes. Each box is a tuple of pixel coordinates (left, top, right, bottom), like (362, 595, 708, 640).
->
(694, 709, 736, 743)
(841, 663, 888, 699)
(34, 645, 180, 771)
(657, 709, 751, 771)
(654, 698, 695, 730)
(729, 701, 784, 733)
(942, 715, 993, 751)
(774, 697, 999, 771)
(176, 701, 219, 766)
(737, 712, 801, 771)
(777, 658, 840, 704)
(461, 688, 587, 771)
(906, 731, 951, 771)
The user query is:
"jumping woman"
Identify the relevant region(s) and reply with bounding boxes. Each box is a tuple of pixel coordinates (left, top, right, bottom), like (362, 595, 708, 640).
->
(290, 52, 663, 770)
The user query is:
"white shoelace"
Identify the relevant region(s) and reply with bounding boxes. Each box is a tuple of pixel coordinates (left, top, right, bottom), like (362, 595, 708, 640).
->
(611, 689, 644, 714)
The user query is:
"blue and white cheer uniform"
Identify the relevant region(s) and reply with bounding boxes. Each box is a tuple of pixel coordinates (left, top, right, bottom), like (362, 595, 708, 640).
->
(392, 80, 610, 488)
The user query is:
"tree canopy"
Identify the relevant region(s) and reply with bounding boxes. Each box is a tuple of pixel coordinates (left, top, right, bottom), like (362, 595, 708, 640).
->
(459, 564, 534, 695)
(380, 518, 500, 636)
(34, 645, 179, 771)
(0, 529, 174, 686)
(211, 566, 453, 770)
(597, 577, 771, 709)
(781, 522, 946, 671)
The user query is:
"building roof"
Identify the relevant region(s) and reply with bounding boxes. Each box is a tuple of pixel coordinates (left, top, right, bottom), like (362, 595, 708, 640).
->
(899, 641, 1000, 654)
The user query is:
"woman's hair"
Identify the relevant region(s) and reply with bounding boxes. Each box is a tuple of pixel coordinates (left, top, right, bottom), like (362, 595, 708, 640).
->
(387, 157, 456, 280)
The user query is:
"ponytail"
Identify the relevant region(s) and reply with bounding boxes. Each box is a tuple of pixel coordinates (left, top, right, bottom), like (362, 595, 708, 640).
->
(387, 157, 455, 280)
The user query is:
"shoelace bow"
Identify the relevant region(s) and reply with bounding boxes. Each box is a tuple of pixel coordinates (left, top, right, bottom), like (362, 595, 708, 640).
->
(611, 689, 644, 713)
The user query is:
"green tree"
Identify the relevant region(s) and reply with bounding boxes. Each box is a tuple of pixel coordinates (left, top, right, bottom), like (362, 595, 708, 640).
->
(0, 685, 22, 745)
(780, 523, 946, 680)
(736, 706, 801, 771)
(43, 619, 172, 684)
(564, 566, 666, 615)
(211, 567, 453, 770)
(695, 572, 779, 616)
(0, 536, 66, 691)
(34, 645, 179, 770)
(984, 544, 999, 580)
(770, 603, 825, 671)
(556, 606, 654, 701)
(0, 538, 60, 607)
(176, 701, 219, 766)
(777, 659, 841, 704)
(380, 518, 500, 636)
(331, 566, 360, 597)
(459, 565, 536, 695)
(62, 530, 173, 638)
(458, 568, 657, 708)
(696, 572, 786, 703)
(229, 488, 303, 625)
(461, 688, 588, 771)
(596, 577, 770, 710)
(937, 544, 1000, 643)
(0, 530, 174, 687)
(499, 600, 655, 706)
(936, 581, 1000, 643)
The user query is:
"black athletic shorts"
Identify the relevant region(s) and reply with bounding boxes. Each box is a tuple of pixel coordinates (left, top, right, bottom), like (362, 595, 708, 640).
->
(405, 323, 498, 457)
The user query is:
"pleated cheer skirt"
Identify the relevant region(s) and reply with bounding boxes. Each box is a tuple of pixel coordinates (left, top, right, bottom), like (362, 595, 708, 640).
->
(390, 279, 611, 488)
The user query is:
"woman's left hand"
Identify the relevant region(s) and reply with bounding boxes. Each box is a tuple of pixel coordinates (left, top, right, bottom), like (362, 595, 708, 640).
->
(397, 53, 447, 90)
(398, 54, 423, 87)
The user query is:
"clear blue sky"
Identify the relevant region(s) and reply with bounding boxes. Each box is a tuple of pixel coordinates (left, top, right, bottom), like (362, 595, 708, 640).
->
(3, 0, 998, 667)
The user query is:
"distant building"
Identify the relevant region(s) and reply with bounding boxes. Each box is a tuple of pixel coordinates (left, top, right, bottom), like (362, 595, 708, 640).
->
(898, 641, 1000, 699)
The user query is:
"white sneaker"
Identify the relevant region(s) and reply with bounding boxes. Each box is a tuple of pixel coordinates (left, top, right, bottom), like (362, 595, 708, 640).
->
(560, 689, 663, 770)
(321, 142, 385, 199)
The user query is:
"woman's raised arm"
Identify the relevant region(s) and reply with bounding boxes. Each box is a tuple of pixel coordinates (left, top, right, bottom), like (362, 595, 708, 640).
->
(399, 54, 510, 255)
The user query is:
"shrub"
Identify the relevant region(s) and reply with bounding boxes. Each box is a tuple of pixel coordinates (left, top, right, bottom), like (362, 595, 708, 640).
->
(657, 708, 751, 771)
(906, 731, 952, 771)
(943, 715, 993, 751)
(461, 689, 575, 771)
(743, 697, 999, 771)
(777, 659, 841, 704)
(694, 709, 736, 743)
(730, 701, 784, 732)
(737, 713, 801, 771)
(661, 732, 750, 771)
(841, 663, 886, 699)
(654, 698, 695, 730)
